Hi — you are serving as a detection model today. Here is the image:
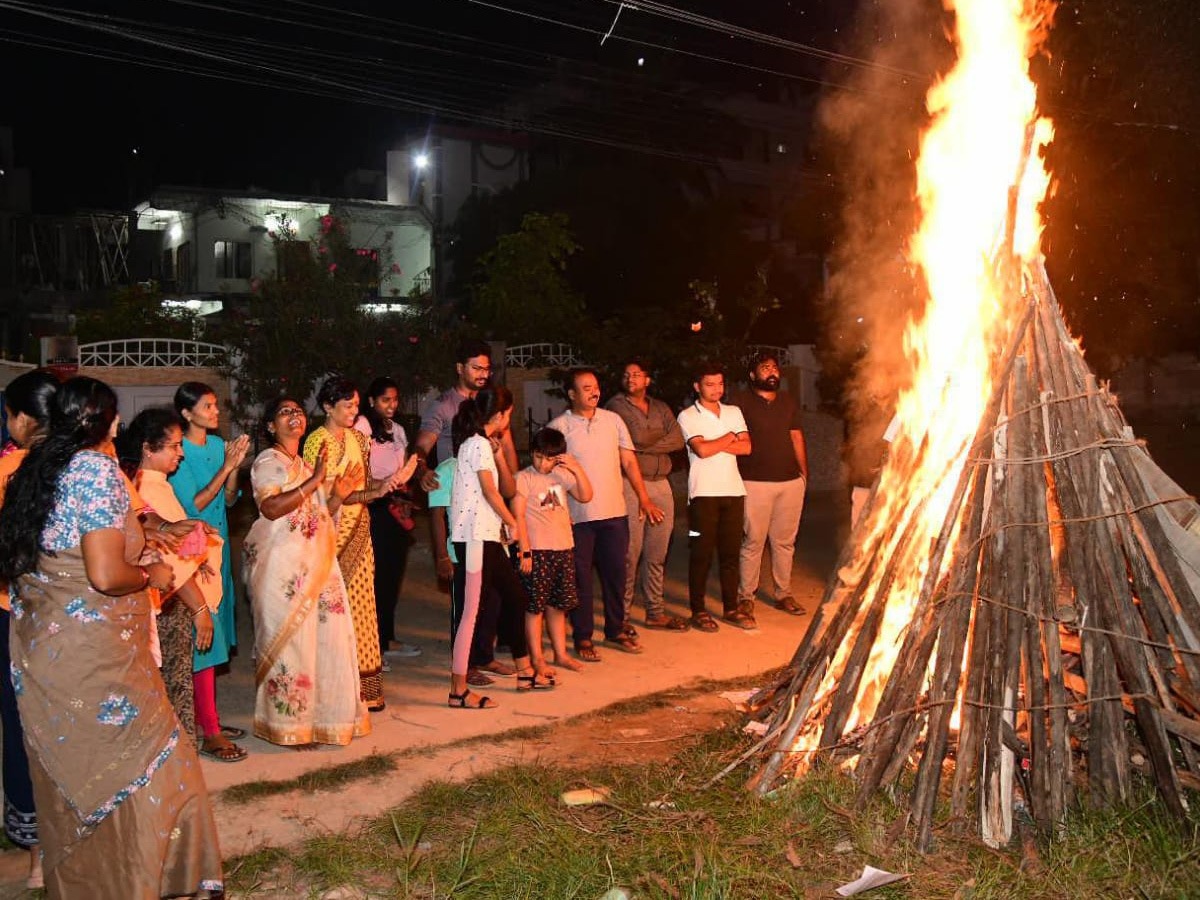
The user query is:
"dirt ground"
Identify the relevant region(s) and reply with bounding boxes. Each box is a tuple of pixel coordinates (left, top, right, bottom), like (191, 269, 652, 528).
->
(0, 487, 850, 897)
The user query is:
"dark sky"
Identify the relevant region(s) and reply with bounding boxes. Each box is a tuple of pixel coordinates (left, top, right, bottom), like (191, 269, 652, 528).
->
(0, 0, 852, 211)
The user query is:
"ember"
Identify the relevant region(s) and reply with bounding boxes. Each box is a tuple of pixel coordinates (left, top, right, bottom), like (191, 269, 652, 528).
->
(741, 0, 1200, 851)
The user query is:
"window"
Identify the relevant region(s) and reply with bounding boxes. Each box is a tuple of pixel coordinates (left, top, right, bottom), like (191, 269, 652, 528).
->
(214, 240, 252, 279)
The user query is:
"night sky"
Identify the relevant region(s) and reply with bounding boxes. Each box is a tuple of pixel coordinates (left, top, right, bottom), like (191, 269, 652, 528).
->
(0, 0, 852, 212)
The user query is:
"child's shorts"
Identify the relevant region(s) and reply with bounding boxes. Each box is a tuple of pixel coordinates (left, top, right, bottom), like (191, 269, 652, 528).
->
(520, 549, 580, 614)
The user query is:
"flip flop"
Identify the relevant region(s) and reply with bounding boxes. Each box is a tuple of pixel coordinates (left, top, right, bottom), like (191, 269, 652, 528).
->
(575, 640, 602, 663)
(200, 739, 248, 763)
(219, 724, 247, 740)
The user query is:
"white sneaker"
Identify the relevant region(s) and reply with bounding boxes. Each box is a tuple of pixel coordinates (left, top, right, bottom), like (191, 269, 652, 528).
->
(384, 642, 422, 658)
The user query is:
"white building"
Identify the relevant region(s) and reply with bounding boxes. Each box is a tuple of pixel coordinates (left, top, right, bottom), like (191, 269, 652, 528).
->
(134, 190, 434, 312)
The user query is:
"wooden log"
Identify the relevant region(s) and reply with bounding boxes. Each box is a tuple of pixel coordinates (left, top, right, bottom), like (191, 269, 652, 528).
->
(1030, 291, 1128, 804)
(818, 495, 935, 752)
(1024, 333, 1073, 825)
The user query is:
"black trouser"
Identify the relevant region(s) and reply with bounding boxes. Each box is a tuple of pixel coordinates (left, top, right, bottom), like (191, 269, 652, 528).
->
(687, 495, 745, 615)
(452, 541, 530, 662)
(0, 609, 36, 848)
(368, 499, 413, 652)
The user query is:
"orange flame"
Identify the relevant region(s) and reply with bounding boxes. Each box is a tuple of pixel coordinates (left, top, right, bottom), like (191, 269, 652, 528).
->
(794, 0, 1055, 763)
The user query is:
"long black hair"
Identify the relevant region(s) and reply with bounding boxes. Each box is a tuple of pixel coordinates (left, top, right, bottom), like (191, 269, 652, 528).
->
(362, 376, 399, 444)
(450, 386, 513, 456)
(174, 381, 215, 415)
(0, 377, 119, 580)
(4, 370, 60, 440)
(115, 406, 183, 478)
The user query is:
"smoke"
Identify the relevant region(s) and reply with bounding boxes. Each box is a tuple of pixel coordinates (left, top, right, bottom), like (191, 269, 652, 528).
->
(814, 0, 952, 485)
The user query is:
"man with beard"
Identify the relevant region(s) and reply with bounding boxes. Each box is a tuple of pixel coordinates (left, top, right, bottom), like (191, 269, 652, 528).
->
(417, 338, 519, 683)
(730, 351, 809, 618)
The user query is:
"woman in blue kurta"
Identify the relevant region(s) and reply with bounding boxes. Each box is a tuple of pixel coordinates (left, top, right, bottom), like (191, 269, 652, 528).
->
(170, 382, 250, 762)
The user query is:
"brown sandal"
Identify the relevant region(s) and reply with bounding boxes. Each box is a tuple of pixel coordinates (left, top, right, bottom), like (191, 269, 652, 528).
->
(200, 736, 248, 763)
(690, 612, 720, 633)
(575, 640, 602, 663)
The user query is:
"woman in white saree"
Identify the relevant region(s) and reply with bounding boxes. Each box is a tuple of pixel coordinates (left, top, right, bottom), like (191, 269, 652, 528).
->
(243, 397, 370, 747)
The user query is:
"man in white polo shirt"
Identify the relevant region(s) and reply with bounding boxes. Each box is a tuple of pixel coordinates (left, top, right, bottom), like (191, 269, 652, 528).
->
(677, 361, 754, 631)
(548, 368, 665, 662)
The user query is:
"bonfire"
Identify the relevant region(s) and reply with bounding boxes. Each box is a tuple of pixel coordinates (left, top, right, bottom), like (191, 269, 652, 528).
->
(742, 0, 1200, 850)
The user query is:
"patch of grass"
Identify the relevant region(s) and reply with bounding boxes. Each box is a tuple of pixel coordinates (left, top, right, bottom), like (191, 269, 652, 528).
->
(225, 721, 1200, 900)
(221, 751, 398, 805)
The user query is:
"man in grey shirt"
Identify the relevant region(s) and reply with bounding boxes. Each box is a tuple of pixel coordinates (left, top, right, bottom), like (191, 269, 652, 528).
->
(605, 358, 688, 630)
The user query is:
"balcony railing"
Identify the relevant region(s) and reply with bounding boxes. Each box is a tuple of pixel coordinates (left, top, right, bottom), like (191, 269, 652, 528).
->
(505, 343, 583, 369)
(80, 338, 226, 368)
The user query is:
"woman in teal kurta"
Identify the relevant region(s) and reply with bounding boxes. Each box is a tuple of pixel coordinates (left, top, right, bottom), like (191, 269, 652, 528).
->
(170, 382, 251, 761)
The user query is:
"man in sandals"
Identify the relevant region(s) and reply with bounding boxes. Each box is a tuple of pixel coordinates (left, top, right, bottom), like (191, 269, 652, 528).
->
(605, 358, 689, 633)
(548, 369, 665, 661)
(677, 362, 753, 631)
(730, 351, 809, 619)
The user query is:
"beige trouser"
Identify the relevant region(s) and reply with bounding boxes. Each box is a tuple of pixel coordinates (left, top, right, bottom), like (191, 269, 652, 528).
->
(738, 476, 807, 605)
(622, 478, 675, 619)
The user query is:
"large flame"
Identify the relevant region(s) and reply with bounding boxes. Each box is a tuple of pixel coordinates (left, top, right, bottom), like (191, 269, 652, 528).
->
(796, 0, 1054, 760)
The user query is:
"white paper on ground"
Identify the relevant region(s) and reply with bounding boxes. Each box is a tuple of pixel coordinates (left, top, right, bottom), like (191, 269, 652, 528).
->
(835, 865, 909, 897)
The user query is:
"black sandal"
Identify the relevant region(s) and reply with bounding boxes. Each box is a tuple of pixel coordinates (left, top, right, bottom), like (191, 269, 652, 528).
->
(448, 689, 496, 709)
(516, 670, 556, 691)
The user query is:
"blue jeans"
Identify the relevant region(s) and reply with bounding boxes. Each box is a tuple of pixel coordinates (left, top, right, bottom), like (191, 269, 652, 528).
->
(570, 516, 630, 644)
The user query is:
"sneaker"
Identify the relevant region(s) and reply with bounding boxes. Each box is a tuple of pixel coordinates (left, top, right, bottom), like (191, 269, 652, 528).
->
(384, 642, 423, 658)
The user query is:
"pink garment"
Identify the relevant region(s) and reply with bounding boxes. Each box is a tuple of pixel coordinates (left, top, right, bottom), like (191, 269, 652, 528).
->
(451, 541, 484, 676)
(193, 666, 218, 737)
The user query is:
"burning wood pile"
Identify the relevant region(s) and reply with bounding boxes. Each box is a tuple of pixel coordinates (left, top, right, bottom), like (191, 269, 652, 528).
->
(744, 264, 1200, 848)
(738, 0, 1200, 851)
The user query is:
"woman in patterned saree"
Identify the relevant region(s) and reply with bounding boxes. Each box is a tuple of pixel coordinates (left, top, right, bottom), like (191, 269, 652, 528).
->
(244, 397, 370, 747)
(0, 369, 59, 890)
(0, 377, 222, 899)
(303, 377, 404, 712)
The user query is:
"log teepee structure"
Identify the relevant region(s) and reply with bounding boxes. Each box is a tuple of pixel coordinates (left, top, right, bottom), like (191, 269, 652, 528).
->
(744, 260, 1200, 849)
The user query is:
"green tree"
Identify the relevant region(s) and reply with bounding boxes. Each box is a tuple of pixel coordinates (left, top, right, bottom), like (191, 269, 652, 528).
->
(74, 282, 199, 343)
(470, 212, 583, 344)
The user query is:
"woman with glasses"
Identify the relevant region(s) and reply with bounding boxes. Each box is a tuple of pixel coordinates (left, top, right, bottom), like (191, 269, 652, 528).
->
(243, 398, 370, 747)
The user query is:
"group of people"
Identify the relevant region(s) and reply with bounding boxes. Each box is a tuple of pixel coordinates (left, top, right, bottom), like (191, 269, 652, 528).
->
(0, 338, 808, 895)
(415, 340, 809, 709)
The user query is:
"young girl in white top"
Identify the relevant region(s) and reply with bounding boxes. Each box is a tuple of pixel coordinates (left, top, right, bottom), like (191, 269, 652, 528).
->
(447, 387, 548, 708)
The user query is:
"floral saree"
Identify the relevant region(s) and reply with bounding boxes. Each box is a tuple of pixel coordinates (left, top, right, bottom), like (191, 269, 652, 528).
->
(243, 448, 369, 745)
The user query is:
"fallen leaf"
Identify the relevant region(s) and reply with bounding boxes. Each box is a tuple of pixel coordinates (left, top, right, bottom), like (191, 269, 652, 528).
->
(785, 840, 804, 869)
(733, 835, 765, 846)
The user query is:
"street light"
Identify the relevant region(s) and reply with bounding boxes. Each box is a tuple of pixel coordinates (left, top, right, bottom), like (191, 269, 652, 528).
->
(413, 152, 429, 170)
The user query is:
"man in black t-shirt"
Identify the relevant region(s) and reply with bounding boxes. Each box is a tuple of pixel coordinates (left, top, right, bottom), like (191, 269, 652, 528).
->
(729, 351, 809, 616)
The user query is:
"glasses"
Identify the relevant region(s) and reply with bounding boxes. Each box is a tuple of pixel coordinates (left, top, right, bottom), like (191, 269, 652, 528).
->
(276, 407, 305, 418)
